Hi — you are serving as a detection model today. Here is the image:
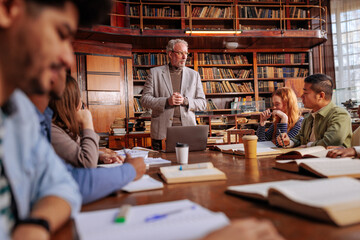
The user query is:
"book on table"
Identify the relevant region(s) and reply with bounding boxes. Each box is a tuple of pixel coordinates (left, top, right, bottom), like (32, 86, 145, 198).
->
(227, 177, 360, 226)
(275, 146, 330, 160)
(159, 162, 226, 184)
(214, 141, 295, 156)
(274, 157, 360, 178)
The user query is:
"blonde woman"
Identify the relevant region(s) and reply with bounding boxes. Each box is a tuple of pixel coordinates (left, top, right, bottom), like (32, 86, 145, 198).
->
(257, 87, 303, 147)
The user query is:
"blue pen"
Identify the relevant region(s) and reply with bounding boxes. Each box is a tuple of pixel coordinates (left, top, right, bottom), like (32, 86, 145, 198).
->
(144, 205, 196, 223)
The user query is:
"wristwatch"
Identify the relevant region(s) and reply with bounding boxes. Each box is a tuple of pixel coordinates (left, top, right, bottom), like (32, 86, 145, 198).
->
(16, 218, 50, 232)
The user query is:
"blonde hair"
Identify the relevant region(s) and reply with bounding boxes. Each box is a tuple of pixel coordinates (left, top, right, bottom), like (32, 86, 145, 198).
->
(272, 87, 300, 132)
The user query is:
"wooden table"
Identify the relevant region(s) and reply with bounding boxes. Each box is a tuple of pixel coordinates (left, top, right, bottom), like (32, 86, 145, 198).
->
(52, 151, 360, 240)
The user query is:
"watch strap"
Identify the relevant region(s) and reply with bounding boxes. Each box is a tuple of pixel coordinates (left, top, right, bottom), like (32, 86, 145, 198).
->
(16, 218, 50, 232)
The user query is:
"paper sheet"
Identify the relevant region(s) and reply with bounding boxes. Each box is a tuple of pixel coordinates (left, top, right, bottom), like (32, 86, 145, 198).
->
(75, 199, 229, 240)
(121, 175, 164, 192)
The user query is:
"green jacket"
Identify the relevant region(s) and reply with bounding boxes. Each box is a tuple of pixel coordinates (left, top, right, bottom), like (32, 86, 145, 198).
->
(292, 102, 352, 147)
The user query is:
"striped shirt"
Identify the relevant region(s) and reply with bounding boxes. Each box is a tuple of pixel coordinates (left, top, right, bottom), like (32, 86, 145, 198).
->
(256, 117, 303, 147)
(0, 111, 15, 236)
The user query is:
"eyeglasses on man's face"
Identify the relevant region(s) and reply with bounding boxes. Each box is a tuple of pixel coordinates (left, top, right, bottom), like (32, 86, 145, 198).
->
(172, 50, 188, 57)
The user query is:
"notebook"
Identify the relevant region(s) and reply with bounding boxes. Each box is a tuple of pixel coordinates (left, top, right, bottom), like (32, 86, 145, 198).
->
(165, 125, 209, 153)
(75, 199, 229, 240)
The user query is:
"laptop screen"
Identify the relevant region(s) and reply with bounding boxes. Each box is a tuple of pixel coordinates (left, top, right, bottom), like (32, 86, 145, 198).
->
(165, 125, 209, 152)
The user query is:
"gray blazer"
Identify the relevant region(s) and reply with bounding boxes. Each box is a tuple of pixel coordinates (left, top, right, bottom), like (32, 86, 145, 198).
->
(140, 65, 206, 140)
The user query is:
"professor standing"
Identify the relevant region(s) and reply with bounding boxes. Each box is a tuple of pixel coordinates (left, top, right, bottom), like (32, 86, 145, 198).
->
(141, 39, 206, 150)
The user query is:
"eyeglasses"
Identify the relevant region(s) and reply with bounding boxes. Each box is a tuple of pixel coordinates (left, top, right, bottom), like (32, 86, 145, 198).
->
(172, 50, 188, 57)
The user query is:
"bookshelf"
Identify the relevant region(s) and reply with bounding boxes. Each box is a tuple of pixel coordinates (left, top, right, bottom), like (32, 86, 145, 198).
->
(109, 0, 326, 33)
(131, 49, 311, 114)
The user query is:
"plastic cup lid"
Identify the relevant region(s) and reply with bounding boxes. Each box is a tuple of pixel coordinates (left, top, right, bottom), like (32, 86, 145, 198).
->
(176, 142, 189, 147)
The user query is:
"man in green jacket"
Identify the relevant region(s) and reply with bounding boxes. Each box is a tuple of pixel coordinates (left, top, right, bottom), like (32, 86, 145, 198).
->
(278, 74, 352, 148)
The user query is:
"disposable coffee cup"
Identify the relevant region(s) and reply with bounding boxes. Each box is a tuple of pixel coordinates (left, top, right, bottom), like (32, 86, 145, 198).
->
(175, 142, 189, 164)
(242, 135, 258, 159)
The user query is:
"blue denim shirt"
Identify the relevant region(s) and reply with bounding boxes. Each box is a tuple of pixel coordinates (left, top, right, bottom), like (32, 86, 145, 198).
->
(1, 90, 81, 239)
(36, 107, 136, 204)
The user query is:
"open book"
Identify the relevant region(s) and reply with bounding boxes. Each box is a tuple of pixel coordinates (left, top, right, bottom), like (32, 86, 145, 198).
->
(214, 141, 294, 156)
(275, 146, 329, 160)
(227, 177, 360, 226)
(159, 162, 227, 184)
(274, 158, 360, 178)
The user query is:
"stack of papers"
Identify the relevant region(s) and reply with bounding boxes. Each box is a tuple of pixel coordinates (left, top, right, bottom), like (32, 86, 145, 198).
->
(75, 199, 229, 240)
(115, 149, 149, 159)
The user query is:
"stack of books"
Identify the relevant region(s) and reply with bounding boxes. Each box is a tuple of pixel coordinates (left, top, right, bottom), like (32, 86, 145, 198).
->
(110, 118, 126, 136)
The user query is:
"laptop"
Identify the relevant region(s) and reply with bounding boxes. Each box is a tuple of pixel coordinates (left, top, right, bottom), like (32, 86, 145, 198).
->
(165, 125, 209, 153)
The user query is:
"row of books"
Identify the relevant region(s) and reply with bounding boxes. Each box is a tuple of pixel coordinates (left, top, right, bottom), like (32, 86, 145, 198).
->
(188, 6, 234, 18)
(289, 7, 307, 19)
(199, 67, 253, 79)
(143, 6, 180, 17)
(133, 97, 145, 112)
(239, 6, 281, 19)
(258, 66, 309, 78)
(257, 53, 307, 64)
(206, 99, 218, 110)
(202, 81, 254, 93)
(129, 6, 139, 16)
(198, 53, 249, 65)
(133, 69, 149, 80)
(133, 53, 168, 66)
(258, 81, 284, 92)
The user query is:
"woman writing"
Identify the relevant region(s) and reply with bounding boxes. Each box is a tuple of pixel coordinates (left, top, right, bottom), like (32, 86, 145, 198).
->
(257, 87, 303, 147)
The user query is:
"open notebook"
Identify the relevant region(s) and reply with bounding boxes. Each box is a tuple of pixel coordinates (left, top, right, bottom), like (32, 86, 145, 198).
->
(227, 177, 360, 226)
(75, 199, 229, 240)
(214, 141, 295, 156)
(274, 157, 360, 178)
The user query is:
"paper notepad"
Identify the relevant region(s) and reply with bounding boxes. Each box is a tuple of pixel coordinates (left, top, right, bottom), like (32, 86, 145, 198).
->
(75, 199, 229, 240)
(160, 162, 227, 184)
(121, 175, 164, 192)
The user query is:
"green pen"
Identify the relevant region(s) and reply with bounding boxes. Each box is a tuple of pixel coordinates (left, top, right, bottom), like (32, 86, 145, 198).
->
(114, 204, 131, 223)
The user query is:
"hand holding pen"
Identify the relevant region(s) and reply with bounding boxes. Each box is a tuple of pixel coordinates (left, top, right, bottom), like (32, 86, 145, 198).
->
(276, 130, 290, 148)
(123, 147, 147, 181)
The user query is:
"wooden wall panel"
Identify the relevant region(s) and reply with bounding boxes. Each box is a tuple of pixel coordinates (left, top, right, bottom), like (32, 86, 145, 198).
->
(285, 78, 304, 98)
(89, 105, 125, 133)
(86, 55, 121, 72)
(87, 92, 121, 105)
(87, 75, 121, 91)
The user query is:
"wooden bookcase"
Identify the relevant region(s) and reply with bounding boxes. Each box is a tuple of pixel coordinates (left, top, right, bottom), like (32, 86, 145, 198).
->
(131, 49, 311, 115)
(110, 0, 327, 32)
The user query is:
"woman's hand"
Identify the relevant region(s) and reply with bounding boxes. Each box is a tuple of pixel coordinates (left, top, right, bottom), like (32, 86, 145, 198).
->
(260, 109, 272, 126)
(76, 109, 94, 130)
(272, 110, 288, 123)
(99, 148, 124, 164)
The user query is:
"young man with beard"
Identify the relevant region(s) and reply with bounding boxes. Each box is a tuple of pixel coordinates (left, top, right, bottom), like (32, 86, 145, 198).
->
(0, 0, 111, 239)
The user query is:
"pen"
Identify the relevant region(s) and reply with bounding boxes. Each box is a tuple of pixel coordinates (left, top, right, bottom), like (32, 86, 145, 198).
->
(179, 163, 208, 171)
(278, 129, 285, 148)
(114, 204, 131, 223)
(144, 205, 196, 223)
